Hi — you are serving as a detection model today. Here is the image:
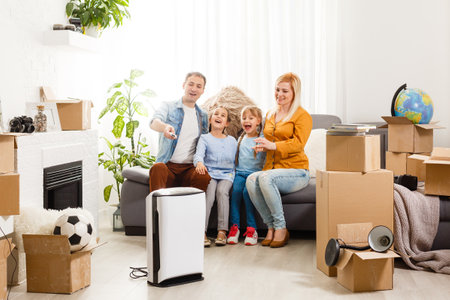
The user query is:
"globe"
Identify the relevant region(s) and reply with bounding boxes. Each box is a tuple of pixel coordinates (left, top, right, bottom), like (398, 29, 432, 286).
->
(392, 85, 434, 124)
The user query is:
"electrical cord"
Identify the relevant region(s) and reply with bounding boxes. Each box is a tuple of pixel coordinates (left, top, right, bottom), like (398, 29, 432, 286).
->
(0, 224, 17, 300)
(129, 266, 148, 279)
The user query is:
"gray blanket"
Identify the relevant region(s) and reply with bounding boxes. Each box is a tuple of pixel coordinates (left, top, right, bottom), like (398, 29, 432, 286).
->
(394, 184, 450, 274)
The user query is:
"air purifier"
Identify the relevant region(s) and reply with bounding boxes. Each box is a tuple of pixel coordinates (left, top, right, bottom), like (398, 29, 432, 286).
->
(146, 187, 205, 287)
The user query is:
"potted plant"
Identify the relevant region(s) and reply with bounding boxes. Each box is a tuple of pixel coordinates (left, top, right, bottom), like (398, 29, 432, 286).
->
(98, 69, 156, 203)
(65, 0, 130, 36)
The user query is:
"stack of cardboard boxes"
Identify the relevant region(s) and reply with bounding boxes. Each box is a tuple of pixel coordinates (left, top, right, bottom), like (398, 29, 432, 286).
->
(0, 134, 20, 299)
(382, 116, 449, 196)
(316, 132, 396, 292)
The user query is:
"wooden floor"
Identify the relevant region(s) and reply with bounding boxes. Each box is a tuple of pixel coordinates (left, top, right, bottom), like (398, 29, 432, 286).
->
(9, 210, 450, 300)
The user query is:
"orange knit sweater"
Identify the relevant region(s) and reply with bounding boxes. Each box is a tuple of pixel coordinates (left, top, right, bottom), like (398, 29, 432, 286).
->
(262, 106, 312, 170)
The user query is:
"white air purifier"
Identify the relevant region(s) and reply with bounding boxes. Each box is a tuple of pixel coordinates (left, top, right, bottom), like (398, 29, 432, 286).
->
(146, 187, 205, 287)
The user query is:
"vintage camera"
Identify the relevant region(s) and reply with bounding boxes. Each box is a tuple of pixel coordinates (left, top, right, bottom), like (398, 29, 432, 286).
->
(9, 116, 35, 133)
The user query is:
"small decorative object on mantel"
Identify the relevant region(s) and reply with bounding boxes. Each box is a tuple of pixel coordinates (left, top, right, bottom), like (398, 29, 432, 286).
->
(34, 105, 47, 132)
(25, 102, 61, 132)
(52, 24, 65, 30)
(9, 115, 35, 133)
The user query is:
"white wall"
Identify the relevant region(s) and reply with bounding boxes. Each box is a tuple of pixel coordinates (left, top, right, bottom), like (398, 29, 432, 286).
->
(340, 0, 450, 147)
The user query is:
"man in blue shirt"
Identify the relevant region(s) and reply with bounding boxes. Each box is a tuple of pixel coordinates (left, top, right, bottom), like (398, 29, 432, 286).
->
(149, 72, 210, 192)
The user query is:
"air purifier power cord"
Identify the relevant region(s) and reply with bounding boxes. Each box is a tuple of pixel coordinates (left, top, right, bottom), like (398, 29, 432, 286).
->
(129, 266, 148, 279)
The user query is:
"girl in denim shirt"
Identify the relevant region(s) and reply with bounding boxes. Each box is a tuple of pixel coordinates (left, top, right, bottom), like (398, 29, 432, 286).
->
(227, 106, 265, 246)
(194, 106, 237, 247)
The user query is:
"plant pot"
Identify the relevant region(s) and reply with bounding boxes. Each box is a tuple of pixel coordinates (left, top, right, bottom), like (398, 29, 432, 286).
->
(84, 26, 100, 38)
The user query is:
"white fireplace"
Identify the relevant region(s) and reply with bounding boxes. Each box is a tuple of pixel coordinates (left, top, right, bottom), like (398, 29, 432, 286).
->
(15, 129, 98, 226)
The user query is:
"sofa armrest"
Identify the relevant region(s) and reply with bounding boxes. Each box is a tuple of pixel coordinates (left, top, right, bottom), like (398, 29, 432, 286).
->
(122, 166, 150, 185)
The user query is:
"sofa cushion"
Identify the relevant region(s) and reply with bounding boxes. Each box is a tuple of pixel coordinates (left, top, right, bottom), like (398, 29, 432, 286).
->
(122, 167, 150, 185)
(281, 178, 316, 204)
(304, 129, 326, 177)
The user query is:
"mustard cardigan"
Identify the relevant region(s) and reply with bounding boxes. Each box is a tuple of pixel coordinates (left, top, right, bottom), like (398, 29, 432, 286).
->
(262, 106, 312, 170)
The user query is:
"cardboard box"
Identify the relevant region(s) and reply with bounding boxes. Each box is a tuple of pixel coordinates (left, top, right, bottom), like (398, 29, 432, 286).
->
(23, 234, 92, 294)
(385, 152, 410, 176)
(316, 169, 394, 276)
(424, 148, 450, 196)
(0, 239, 15, 300)
(407, 154, 429, 181)
(381, 116, 443, 153)
(326, 135, 380, 172)
(335, 223, 399, 292)
(0, 135, 15, 172)
(40, 86, 93, 130)
(0, 173, 19, 215)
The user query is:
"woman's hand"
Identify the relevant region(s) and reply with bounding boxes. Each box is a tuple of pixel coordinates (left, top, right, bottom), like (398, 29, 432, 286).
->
(195, 162, 207, 175)
(253, 137, 276, 152)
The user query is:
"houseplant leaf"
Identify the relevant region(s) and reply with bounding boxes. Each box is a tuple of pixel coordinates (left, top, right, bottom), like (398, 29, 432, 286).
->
(112, 115, 125, 138)
(103, 185, 113, 202)
(133, 102, 148, 117)
(126, 120, 139, 138)
(130, 69, 144, 80)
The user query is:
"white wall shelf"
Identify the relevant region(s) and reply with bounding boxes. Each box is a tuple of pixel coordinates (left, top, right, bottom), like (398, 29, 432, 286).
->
(43, 30, 99, 52)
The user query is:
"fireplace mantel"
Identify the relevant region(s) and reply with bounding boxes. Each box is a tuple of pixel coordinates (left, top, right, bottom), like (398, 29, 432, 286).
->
(15, 130, 98, 226)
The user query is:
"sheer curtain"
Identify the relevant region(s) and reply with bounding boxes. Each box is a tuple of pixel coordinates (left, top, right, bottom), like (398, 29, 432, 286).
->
(103, 0, 340, 115)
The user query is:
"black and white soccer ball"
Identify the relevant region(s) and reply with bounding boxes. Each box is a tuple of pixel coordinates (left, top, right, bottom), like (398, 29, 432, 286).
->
(53, 213, 93, 252)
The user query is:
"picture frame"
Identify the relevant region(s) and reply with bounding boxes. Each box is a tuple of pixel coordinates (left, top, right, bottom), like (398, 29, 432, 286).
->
(26, 102, 62, 132)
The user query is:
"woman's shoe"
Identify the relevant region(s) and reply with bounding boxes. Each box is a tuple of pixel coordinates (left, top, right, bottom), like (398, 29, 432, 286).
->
(261, 230, 274, 246)
(270, 230, 289, 248)
(204, 236, 211, 247)
(215, 231, 227, 246)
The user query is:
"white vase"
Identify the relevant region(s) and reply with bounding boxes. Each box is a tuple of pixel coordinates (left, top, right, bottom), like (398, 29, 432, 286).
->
(84, 26, 99, 38)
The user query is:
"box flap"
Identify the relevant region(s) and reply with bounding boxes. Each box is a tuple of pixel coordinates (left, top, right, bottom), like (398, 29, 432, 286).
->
(22, 234, 70, 255)
(415, 123, 444, 130)
(79, 240, 107, 253)
(335, 249, 353, 270)
(354, 250, 400, 260)
(0, 238, 15, 259)
(408, 154, 430, 161)
(337, 223, 373, 244)
(381, 116, 412, 125)
(40, 86, 93, 107)
(430, 147, 450, 161)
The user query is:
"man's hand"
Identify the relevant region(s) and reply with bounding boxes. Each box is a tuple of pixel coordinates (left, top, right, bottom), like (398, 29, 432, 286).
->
(163, 125, 177, 140)
(195, 162, 207, 175)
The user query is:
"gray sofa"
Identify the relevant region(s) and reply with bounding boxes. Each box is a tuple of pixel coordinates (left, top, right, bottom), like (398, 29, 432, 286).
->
(120, 114, 341, 235)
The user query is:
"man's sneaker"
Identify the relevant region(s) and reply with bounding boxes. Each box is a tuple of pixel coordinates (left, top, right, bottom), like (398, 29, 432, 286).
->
(227, 224, 240, 244)
(243, 227, 258, 246)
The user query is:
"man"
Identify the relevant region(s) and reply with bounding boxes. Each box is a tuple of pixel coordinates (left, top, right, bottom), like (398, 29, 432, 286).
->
(149, 72, 210, 192)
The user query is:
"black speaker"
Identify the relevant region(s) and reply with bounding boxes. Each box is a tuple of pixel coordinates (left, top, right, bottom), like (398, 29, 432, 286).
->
(325, 225, 394, 267)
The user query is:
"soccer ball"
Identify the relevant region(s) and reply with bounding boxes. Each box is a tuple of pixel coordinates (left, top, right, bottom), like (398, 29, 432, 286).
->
(53, 213, 93, 252)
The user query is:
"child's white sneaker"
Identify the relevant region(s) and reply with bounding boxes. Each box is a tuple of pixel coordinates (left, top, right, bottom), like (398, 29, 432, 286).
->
(227, 224, 240, 244)
(244, 227, 258, 246)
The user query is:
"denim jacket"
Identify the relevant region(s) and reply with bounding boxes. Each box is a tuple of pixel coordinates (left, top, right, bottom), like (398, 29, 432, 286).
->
(151, 98, 209, 163)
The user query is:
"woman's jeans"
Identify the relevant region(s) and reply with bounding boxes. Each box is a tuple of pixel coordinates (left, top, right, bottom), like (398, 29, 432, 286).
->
(229, 171, 257, 229)
(246, 169, 310, 230)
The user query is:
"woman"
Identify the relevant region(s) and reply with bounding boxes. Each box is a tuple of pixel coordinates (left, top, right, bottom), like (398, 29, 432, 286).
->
(246, 72, 312, 248)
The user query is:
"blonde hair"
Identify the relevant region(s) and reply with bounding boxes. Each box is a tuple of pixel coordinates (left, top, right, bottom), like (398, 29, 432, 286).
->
(267, 72, 302, 122)
(235, 105, 263, 166)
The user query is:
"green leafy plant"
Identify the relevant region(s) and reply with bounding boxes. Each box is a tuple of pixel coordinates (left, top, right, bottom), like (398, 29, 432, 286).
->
(98, 69, 156, 202)
(66, 0, 130, 32)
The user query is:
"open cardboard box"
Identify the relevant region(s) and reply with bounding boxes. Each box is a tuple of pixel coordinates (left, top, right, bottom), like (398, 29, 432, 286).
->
(23, 234, 103, 294)
(334, 223, 399, 292)
(424, 147, 450, 196)
(381, 116, 444, 153)
(326, 135, 380, 172)
(316, 169, 394, 277)
(385, 151, 430, 179)
(0, 239, 15, 300)
(40, 86, 93, 130)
